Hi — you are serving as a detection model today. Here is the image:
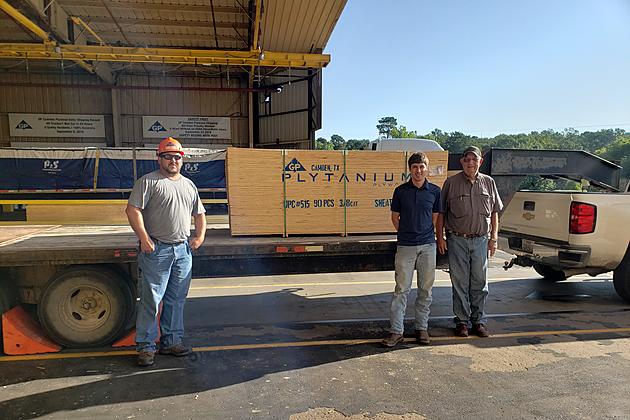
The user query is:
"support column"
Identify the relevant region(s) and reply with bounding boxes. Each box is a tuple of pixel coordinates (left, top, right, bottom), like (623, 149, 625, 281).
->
(111, 88, 122, 147)
(248, 66, 254, 148)
(307, 70, 314, 150)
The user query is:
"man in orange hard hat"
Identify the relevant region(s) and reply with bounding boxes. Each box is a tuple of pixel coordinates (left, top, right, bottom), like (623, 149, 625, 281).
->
(126, 137, 207, 367)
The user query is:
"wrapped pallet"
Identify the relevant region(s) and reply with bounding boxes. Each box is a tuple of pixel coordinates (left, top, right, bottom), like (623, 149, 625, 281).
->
(226, 148, 448, 236)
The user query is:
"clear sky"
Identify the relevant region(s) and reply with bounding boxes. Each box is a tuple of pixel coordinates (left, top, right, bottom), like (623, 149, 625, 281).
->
(317, 0, 630, 140)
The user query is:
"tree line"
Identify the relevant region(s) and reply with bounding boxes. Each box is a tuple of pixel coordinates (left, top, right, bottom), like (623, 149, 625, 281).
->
(316, 116, 630, 185)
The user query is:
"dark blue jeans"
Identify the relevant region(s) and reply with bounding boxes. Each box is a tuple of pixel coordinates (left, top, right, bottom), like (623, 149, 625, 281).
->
(136, 241, 192, 352)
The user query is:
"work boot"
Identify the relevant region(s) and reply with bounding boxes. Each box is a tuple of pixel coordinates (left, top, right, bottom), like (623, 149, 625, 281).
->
(415, 329, 430, 345)
(137, 351, 155, 367)
(473, 323, 490, 338)
(454, 323, 469, 337)
(159, 343, 193, 356)
(381, 333, 404, 348)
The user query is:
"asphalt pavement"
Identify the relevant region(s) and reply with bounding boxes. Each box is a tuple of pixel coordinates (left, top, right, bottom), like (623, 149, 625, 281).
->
(1, 255, 629, 419)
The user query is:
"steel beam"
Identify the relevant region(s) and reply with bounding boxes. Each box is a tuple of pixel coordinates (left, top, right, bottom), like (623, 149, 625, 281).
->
(58, 0, 242, 14)
(68, 15, 248, 29)
(0, 0, 95, 73)
(70, 16, 106, 46)
(252, 0, 261, 51)
(0, 0, 51, 43)
(0, 43, 331, 68)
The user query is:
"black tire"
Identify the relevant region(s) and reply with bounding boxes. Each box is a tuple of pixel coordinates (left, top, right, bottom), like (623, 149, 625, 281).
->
(0, 276, 19, 350)
(38, 266, 133, 348)
(533, 263, 567, 282)
(613, 246, 630, 303)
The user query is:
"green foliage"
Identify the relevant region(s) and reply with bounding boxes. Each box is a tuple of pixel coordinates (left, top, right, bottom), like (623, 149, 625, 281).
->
(596, 135, 630, 184)
(376, 117, 398, 138)
(346, 139, 370, 150)
(330, 134, 346, 150)
(315, 136, 369, 150)
(390, 125, 418, 139)
(321, 117, 629, 185)
(315, 137, 333, 150)
(519, 176, 558, 191)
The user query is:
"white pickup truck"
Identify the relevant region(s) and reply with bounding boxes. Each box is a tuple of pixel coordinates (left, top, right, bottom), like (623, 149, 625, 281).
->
(499, 182, 630, 302)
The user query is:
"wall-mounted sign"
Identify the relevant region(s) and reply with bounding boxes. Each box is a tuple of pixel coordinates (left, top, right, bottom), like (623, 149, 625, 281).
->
(142, 116, 231, 139)
(9, 113, 105, 138)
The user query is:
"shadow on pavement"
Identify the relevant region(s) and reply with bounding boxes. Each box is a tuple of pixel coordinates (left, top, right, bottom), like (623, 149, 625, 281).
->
(0, 277, 629, 418)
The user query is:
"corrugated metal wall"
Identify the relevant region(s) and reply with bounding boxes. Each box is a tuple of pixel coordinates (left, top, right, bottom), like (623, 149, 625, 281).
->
(0, 73, 112, 146)
(257, 69, 321, 149)
(0, 73, 249, 148)
(116, 75, 248, 148)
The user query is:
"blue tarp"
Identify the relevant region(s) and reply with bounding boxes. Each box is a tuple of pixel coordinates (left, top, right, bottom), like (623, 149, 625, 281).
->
(0, 149, 95, 190)
(0, 148, 226, 190)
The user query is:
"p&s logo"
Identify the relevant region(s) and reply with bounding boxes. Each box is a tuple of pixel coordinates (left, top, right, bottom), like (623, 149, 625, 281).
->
(284, 158, 306, 172)
(43, 160, 60, 173)
(184, 163, 200, 173)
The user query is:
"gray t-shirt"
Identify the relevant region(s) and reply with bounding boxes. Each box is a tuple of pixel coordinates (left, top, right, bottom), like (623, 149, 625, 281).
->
(128, 171, 205, 243)
(440, 171, 503, 236)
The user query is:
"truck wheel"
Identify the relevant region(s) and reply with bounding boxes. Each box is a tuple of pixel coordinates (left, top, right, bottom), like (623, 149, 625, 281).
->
(613, 247, 630, 303)
(38, 267, 133, 348)
(0, 277, 19, 350)
(533, 263, 566, 282)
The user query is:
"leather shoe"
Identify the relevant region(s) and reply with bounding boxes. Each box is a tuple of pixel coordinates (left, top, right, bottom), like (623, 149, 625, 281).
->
(137, 351, 155, 367)
(473, 323, 490, 338)
(381, 333, 404, 348)
(454, 323, 469, 337)
(159, 343, 193, 356)
(415, 329, 430, 345)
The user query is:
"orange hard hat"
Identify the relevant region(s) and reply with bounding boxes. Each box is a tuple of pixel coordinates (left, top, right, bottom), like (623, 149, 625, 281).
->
(157, 137, 184, 155)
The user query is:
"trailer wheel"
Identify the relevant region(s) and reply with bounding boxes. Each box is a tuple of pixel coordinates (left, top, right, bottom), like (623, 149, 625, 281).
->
(613, 246, 630, 303)
(0, 277, 19, 350)
(533, 263, 567, 282)
(38, 267, 133, 348)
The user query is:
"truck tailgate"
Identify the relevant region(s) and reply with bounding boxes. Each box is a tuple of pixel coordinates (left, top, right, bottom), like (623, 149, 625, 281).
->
(500, 191, 571, 242)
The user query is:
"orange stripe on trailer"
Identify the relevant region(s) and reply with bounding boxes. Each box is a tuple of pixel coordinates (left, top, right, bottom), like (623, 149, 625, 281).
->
(293, 246, 306, 253)
(275, 246, 289, 253)
(2, 306, 61, 355)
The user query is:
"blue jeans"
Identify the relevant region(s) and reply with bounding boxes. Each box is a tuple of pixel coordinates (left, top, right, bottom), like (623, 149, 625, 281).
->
(447, 235, 489, 325)
(389, 243, 437, 333)
(136, 241, 193, 352)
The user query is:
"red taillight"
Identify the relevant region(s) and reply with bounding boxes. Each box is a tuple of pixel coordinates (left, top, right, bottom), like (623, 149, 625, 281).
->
(569, 202, 596, 234)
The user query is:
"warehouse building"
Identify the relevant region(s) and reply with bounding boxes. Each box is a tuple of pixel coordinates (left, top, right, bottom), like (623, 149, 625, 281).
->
(0, 0, 347, 150)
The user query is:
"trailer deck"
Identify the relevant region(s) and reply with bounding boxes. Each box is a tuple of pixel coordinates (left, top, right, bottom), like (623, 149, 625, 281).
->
(1, 225, 436, 276)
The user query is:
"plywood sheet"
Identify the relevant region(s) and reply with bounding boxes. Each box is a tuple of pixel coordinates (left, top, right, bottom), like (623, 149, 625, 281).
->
(226, 148, 284, 235)
(283, 150, 345, 235)
(345, 151, 407, 234)
(226, 148, 449, 236)
(26, 204, 128, 225)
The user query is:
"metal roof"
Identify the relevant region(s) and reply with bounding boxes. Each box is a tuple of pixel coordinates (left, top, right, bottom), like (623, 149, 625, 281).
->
(0, 0, 347, 74)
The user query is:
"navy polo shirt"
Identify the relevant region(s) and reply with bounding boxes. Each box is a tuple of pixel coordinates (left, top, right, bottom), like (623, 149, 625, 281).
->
(391, 179, 442, 246)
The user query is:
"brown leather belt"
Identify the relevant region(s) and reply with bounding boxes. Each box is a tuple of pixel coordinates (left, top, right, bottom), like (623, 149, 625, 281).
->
(448, 231, 485, 239)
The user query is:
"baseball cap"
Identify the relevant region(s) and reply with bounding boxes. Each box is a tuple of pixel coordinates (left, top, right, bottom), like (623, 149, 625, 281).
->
(461, 146, 482, 158)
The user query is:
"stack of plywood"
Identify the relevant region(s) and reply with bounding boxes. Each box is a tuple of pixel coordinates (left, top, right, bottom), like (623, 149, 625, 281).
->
(227, 148, 448, 236)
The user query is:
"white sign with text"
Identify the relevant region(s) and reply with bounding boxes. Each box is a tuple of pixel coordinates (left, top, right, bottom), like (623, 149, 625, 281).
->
(142, 116, 231, 139)
(9, 113, 105, 138)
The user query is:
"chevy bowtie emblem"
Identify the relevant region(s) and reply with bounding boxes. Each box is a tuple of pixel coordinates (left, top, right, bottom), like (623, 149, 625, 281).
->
(522, 212, 535, 220)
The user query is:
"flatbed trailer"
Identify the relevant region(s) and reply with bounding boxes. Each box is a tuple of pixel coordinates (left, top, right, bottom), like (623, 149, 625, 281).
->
(0, 225, 448, 349)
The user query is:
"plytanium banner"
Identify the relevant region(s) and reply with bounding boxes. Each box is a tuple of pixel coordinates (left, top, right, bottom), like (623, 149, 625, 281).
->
(9, 113, 105, 138)
(142, 116, 231, 139)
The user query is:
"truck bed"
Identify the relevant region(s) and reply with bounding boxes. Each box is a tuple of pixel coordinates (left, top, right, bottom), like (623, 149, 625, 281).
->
(0, 225, 432, 276)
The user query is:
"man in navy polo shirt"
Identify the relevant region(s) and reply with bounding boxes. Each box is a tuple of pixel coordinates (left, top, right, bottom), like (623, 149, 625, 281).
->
(381, 152, 441, 347)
